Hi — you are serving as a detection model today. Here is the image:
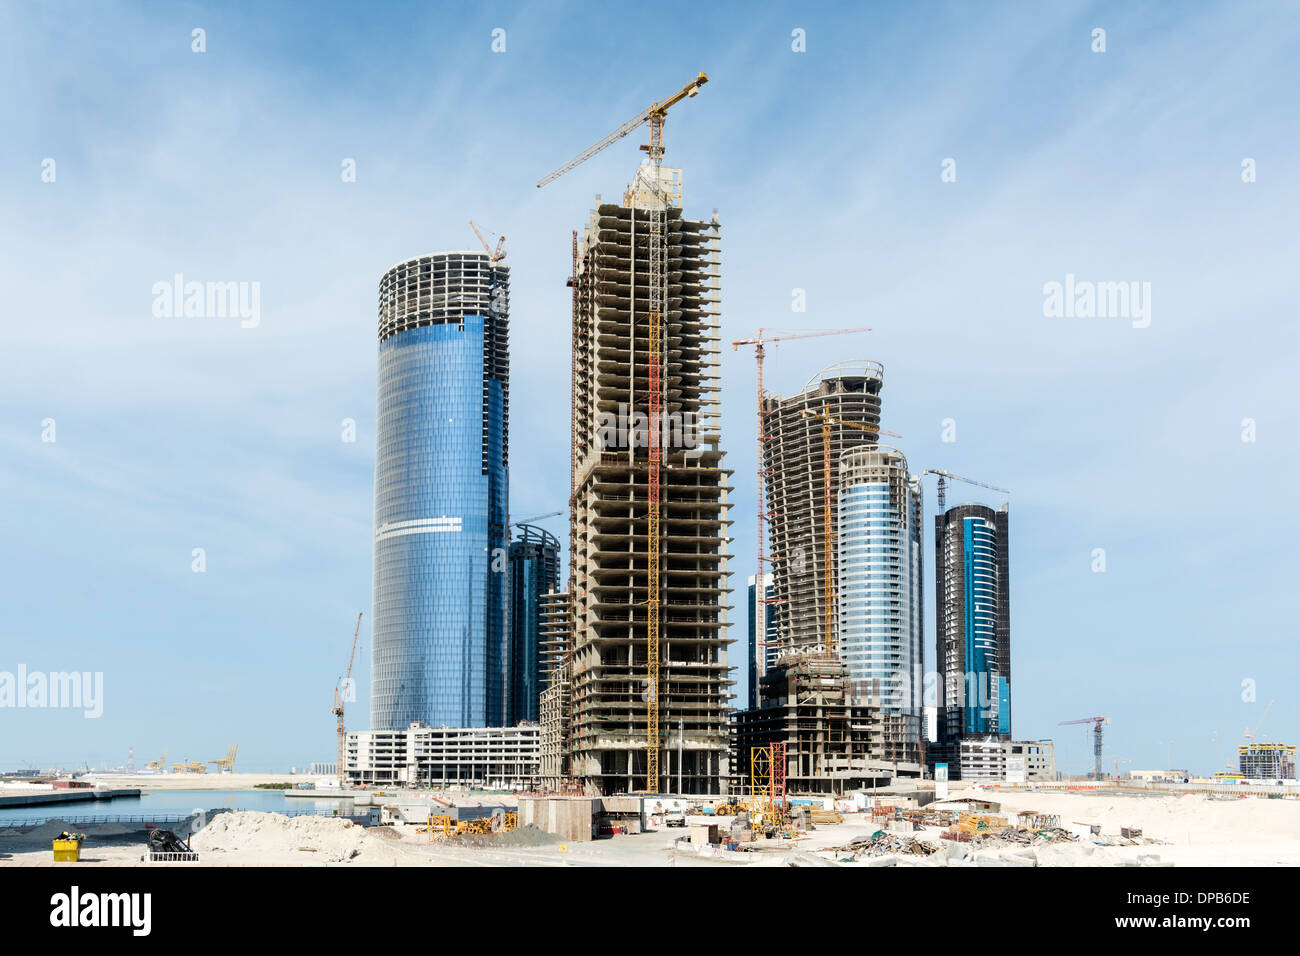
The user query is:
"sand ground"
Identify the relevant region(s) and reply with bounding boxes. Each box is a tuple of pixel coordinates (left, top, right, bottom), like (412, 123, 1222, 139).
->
(2, 789, 1297, 867)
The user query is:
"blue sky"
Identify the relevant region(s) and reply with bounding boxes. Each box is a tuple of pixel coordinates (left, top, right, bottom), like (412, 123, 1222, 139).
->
(1, 1, 1296, 774)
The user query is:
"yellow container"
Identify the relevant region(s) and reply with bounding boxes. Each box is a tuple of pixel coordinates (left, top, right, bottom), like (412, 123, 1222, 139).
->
(52, 836, 84, 862)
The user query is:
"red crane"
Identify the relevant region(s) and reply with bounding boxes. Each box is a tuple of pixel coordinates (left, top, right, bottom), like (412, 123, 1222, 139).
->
(332, 613, 363, 786)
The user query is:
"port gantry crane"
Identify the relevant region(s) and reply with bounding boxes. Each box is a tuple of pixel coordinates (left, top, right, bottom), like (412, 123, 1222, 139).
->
(537, 72, 709, 792)
(332, 612, 363, 786)
(798, 407, 901, 659)
(731, 328, 871, 662)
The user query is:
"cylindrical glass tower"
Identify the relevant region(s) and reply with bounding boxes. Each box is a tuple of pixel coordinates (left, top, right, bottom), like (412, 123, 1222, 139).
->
(507, 524, 560, 724)
(371, 252, 509, 730)
(836, 445, 923, 719)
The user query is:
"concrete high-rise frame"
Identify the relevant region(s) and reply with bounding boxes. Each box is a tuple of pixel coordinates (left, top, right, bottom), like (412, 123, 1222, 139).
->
(565, 173, 731, 794)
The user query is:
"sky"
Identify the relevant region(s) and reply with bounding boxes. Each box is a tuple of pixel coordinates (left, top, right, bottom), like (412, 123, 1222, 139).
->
(1, 1, 1296, 775)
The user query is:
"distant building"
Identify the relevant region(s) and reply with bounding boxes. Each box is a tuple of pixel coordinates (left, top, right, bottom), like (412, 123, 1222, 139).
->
(928, 737, 1056, 782)
(508, 524, 560, 724)
(1238, 742, 1296, 780)
(746, 573, 775, 710)
(371, 251, 510, 731)
(344, 723, 539, 789)
(935, 503, 1011, 743)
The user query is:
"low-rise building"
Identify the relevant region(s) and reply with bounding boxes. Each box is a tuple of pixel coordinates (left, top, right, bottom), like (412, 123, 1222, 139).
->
(344, 723, 540, 789)
(928, 737, 1057, 782)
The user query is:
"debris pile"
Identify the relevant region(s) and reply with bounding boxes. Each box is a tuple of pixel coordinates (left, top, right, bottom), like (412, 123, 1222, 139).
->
(832, 830, 941, 860)
(975, 826, 1077, 848)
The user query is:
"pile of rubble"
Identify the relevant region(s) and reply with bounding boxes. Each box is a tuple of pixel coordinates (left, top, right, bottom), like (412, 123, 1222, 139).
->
(969, 826, 1078, 848)
(832, 830, 941, 860)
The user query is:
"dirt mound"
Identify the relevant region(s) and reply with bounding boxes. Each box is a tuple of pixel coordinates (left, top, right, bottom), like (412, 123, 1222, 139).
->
(191, 812, 375, 864)
(444, 824, 560, 849)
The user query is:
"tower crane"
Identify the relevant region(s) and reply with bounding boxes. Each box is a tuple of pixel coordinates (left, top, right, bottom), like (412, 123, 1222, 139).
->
(731, 328, 871, 661)
(1060, 715, 1110, 779)
(510, 509, 565, 527)
(468, 220, 506, 264)
(468, 220, 508, 326)
(798, 406, 900, 659)
(537, 72, 709, 792)
(332, 612, 363, 786)
(923, 468, 1009, 512)
(1242, 698, 1274, 744)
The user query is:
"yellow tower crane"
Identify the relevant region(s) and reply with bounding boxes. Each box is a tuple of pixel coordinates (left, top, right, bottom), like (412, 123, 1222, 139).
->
(799, 407, 900, 659)
(468, 220, 506, 264)
(538, 72, 708, 793)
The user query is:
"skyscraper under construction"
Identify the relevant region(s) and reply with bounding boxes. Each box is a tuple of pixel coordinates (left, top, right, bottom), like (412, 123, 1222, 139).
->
(762, 361, 884, 657)
(564, 165, 731, 794)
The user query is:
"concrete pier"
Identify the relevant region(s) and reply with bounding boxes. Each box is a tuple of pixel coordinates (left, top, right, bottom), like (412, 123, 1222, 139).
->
(0, 787, 140, 809)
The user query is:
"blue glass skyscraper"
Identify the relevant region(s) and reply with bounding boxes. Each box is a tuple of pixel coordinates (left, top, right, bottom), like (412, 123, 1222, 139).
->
(371, 252, 509, 731)
(935, 503, 1010, 742)
(836, 446, 923, 719)
(507, 524, 560, 724)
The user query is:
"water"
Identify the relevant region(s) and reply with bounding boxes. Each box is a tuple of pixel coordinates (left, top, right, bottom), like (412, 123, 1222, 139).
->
(0, 788, 352, 825)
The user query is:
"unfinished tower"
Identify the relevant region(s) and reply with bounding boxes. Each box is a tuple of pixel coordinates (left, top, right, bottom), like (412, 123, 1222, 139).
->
(566, 168, 731, 794)
(763, 362, 883, 658)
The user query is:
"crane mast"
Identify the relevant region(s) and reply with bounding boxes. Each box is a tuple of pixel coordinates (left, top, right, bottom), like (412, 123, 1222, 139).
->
(332, 612, 362, 786)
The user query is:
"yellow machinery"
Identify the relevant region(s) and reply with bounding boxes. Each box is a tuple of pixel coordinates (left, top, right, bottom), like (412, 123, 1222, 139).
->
(456, 818, 491, 836)
(52, 831, 85, 862)
(146, 749, 167, 773)
(799, 407, 901, 658)
(537, 72, 709, 791)
(209, 744, 237, 773)
(422, 814, 453, 840)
